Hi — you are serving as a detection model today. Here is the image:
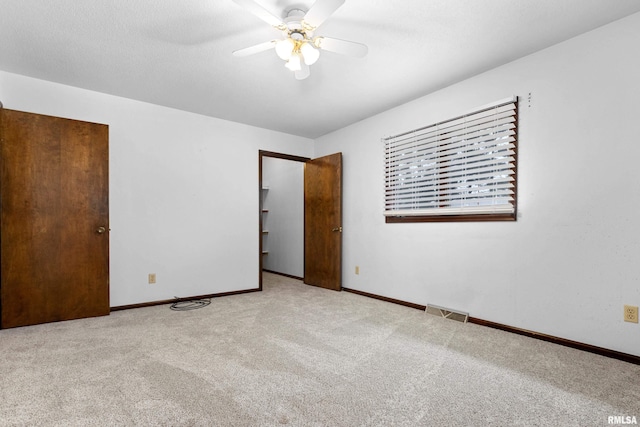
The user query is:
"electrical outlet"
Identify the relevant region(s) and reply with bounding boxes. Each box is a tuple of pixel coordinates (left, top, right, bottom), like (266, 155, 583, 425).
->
(624, 305, 638, 323)
(355, 266, 359, 275)
(148, 273, 156, 284)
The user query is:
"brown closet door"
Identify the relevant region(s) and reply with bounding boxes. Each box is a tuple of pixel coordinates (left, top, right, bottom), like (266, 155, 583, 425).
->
(304, 152, 342, 291)
(0, 109, 109, 328)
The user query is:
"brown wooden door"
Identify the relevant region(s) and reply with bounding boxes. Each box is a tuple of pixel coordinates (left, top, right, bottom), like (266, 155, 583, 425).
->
(0, 109, 109, 328)
(304, 152, 342, 291)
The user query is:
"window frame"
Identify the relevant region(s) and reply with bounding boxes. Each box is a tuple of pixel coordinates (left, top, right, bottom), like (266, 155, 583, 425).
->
(383, 97, 518, 223)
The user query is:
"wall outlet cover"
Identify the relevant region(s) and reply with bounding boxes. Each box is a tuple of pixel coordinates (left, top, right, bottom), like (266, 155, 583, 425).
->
(624, 305, 638, 323)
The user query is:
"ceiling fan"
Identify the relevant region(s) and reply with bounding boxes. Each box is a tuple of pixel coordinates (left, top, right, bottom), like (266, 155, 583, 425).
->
(232, 0, 368, 80)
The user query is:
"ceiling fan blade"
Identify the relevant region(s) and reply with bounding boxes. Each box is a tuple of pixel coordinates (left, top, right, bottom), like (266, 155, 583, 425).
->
(303, 0, 345, 30)
(315, 36, 368, 58)
(232, 0, 285, 29)
(295, 62, 311, 80)
(233, 40, 277, 57)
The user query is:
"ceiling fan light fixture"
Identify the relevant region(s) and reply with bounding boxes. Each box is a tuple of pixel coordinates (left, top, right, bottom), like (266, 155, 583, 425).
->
(232, 0, 367, 80)
(300, 42, 320, 65)
(275, 38, 295, 60)
(285, 53, 302, 71)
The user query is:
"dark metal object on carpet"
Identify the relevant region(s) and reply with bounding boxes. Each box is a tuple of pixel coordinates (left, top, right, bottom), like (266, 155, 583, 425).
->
(170, 297, 211, 311)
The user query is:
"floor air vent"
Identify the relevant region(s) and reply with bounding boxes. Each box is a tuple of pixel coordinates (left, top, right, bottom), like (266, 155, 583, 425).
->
(425, 304, 469, 323)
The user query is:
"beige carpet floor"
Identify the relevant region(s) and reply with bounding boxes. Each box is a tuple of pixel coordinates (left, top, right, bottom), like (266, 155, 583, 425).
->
(0, 272, 638, 426)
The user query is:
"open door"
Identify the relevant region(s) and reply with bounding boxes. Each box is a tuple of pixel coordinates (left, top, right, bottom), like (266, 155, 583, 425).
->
(1, 109, 110, 328)
(304, 152, 342, 291)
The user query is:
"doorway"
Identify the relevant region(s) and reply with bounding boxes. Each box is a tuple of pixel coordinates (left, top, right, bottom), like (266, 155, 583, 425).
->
(258, 150, 343, 291)
(259, 151, 309, 290)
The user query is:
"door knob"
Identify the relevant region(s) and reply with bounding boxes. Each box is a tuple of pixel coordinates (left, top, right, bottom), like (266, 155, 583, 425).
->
(332, 226, 342, 233)
(96, 226, 106, 234)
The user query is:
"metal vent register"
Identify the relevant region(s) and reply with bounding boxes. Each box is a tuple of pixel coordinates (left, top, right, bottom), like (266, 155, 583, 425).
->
(425, 304, 469, 323)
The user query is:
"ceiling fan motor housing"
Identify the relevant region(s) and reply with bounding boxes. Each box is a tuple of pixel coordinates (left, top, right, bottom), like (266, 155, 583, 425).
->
(283, 9, 313, 38)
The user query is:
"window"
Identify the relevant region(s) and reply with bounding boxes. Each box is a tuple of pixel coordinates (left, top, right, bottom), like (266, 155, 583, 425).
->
(383, 97, 518, 223)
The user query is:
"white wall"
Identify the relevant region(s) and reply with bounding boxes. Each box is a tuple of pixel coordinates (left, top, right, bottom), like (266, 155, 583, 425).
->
(0, 71, 313, 307)
(262, 157, 304, 277)
(315, 12, 640, 357)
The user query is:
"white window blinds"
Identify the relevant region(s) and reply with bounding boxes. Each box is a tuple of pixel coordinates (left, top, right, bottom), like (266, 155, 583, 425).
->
(384, 97, 518, 220)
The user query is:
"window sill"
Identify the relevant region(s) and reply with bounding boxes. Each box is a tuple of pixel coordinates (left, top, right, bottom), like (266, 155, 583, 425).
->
(385, 213, 517, 223)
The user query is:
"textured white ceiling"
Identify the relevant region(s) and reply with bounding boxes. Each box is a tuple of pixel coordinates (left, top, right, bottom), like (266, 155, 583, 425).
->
(1, 0, 640, 138)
